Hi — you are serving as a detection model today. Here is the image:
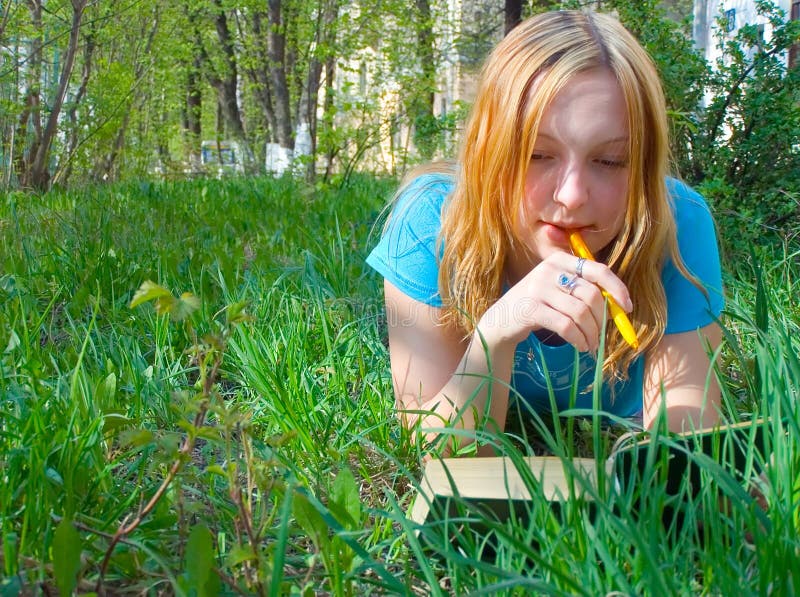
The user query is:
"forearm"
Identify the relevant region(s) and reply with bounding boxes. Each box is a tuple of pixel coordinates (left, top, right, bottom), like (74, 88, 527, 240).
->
(643, 324, 724, 433)
(644, 386, 721, 433)
(398, 330, 516, 453)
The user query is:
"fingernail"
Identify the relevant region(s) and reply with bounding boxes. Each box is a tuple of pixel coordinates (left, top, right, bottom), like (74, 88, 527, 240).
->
(626, 298, 633, 312)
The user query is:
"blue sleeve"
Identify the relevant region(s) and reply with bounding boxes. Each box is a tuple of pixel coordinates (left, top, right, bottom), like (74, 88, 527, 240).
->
(663, 179, 725, 334)
(365, 174, 452, 307)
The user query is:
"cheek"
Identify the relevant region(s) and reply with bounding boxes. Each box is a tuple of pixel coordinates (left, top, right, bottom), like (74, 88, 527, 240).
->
(522, 175, 551, 216)
(600, 183, 629, 236)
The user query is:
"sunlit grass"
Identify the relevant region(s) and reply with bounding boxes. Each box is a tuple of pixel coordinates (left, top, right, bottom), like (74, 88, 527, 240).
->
(0, 175, 797, 594)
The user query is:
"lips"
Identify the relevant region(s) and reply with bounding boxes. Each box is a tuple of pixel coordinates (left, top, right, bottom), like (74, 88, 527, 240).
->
(545, 221, 591, 231)
(538, 222, 597, 251)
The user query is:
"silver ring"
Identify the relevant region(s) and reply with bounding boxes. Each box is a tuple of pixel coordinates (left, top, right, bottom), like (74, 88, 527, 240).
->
(557, 272, 579, 295)
(575, 257, 586, 278)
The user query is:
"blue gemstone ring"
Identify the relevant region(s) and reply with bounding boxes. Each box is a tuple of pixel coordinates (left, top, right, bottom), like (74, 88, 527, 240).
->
(558, 272, 579, 295)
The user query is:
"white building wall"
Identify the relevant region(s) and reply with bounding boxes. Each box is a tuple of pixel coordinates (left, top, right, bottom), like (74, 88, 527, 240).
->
(694, 0, 792, 65)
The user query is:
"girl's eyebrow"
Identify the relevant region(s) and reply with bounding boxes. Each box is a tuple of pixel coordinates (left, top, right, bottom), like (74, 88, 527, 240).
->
(598, 136, 629, 145)
(535, 133, 629, 145)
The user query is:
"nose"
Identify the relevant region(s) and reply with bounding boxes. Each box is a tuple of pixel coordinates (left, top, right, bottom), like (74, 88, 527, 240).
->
(553, 164, 589, 209)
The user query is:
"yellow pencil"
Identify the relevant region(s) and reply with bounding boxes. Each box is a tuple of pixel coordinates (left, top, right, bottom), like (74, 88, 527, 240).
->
(568, 231, 639, 350)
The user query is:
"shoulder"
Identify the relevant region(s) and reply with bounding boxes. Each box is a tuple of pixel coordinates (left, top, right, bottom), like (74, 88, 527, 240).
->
(366, 171, 454, 307)
(384, 171, 455, 251)
(662, 177, 724, 333)
(391, 171, 455, 223)
(666, 177, 715, 231)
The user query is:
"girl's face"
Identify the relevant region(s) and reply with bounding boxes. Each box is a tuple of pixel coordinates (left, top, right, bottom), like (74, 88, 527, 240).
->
(509, 68, 630, 280)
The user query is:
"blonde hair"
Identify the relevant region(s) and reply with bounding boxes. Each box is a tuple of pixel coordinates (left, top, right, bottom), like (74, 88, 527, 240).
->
(403, 11, 694, 383)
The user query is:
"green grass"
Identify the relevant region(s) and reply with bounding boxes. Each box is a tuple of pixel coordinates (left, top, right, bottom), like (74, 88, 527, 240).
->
(0, 175, 798, 594)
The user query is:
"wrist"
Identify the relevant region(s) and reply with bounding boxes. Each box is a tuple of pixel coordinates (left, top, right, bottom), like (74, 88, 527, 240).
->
(473, 312, 525, 354)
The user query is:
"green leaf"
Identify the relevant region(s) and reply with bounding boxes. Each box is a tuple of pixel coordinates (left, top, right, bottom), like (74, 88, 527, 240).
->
(130, 281, 199, 320)
(330, 466, 361, 530)
(119, 428, 155, 448)
(4, 330, 20, 353)
(204, 464, 227, 477)
(185, 524, 220, 597)
(95, 372, 117, 406)
(225, 545, 257, 567)
(292, 491, 329, 549)
(102, 412, 131, 434)
(52, 518, 82, 597)
(129, 280, 173, 309)
(45, 468, 64, 487)
(225, 300, 253, 325)
(170, 292, 200, 321)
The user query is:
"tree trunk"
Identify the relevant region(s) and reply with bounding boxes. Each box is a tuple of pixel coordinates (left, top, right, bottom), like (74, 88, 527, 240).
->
(54, 27, 95, 186)
(27, 0, 88, 190)
(322, 53, 336, 181)
(247, 11, 279, 140)
(505, 0, 522, 35)
(14, 0, 44, 188)
(412, 0, 436, 160)
(267, 0, 294, 149)
(185, 53, 203, 172)
(212, 0, 246, 142)
(303, 0, 339, 182)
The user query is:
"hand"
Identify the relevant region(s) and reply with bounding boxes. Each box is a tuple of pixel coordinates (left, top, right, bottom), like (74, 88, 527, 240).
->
(477, 251, 633, 353)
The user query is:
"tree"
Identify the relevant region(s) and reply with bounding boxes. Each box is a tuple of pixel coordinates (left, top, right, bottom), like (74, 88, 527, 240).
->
(237, 0, 342, 177)
(266, 0, 294, 151)
(89, 6, 160, 181)
(55, 14, 95, 186)
(186, 0, 251, 169)
(690, 3, 800, 245)
(22, 0, 89, 190)
(505, 0, 522, 34)
(410, 0, 437, 160)
(301, 0, 339, 181)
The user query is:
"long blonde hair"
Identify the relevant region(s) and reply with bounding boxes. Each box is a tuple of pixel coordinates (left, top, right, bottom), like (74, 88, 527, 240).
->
(405, 11, 693, 383)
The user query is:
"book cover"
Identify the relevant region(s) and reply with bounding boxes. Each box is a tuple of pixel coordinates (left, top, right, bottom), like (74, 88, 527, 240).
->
(409, 418, 770, 527)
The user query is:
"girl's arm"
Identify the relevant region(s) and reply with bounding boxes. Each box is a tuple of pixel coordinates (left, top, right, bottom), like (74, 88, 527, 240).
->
(383, 249, 632, 454)
(642, 322, 723, 431)
(384, 280, 516, 455)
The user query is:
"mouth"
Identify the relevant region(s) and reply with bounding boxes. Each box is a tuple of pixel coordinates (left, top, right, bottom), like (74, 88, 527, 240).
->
(545, 222, 592, 233)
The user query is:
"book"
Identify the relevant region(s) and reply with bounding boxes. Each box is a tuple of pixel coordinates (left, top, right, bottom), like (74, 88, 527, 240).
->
(408, 455, 598, 526)
(409, 418, 770, 528)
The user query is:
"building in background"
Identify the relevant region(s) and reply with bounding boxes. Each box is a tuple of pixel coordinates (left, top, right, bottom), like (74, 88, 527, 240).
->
(435, 0, 503, 121)
(693, 0, 799, 68)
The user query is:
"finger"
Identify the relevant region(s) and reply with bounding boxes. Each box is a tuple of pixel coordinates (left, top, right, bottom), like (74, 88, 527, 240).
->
(568, 280, 605, 345)
(544, 281, 603, 351)
(538, 302, 596, 353)
(550, 268, 606, 333)
(552, 253, 633, 313)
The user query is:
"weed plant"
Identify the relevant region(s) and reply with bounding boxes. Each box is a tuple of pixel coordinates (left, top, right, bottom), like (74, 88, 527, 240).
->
(0, 175, 798, 594)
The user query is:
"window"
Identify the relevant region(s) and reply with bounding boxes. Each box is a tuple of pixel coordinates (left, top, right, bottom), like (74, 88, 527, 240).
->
(724, 8, 736, 34)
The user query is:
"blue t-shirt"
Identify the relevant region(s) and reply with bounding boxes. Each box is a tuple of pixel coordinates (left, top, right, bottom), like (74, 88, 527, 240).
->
(366, 173, 724, 417)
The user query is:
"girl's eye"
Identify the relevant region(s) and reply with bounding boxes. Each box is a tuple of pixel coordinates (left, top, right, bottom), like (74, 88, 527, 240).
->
(531, 153, 550, 161)
(597, 158, 629, 168)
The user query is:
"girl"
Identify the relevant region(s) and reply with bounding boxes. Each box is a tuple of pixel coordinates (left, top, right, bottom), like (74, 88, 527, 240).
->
(367, 10, 724, 453)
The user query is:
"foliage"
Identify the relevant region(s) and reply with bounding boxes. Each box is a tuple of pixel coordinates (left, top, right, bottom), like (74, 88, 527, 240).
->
(2, 0, 797, 211)
(1, 175, 799, 593)
(692, 5, 800, 257)
(0, 0, 466, 188)
(577, 0, 800, 259)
